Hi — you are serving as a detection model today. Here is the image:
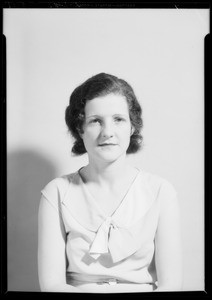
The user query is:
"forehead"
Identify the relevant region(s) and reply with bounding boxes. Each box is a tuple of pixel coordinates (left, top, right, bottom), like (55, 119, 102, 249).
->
(84, 94, 129, 116)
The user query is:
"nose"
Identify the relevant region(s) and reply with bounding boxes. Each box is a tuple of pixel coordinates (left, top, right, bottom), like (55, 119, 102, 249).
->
(101, 121, 114, 138)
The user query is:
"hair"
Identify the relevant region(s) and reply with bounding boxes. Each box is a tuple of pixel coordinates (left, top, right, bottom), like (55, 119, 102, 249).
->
(65, 73, 143, 155)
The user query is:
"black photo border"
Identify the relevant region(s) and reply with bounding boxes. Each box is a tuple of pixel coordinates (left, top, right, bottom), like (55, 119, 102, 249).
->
(1, 1, 211, 299)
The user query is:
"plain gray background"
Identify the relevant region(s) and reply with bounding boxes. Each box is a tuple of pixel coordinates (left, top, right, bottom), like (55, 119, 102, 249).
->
(4, 8, 208, 291)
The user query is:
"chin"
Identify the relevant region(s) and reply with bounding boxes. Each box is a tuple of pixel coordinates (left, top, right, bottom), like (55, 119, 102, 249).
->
(96, 150, 126, 163)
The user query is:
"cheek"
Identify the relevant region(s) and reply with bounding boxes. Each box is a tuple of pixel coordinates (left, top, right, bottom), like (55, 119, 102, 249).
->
(82, 127, 100, 142)
(120, 124, 132, 136)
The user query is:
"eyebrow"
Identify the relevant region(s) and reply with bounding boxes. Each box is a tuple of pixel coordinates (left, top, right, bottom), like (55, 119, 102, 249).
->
(86, 114, 129, 119)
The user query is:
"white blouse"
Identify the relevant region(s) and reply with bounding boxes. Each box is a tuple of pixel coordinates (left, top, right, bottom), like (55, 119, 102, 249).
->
(40, 168, 177, 293)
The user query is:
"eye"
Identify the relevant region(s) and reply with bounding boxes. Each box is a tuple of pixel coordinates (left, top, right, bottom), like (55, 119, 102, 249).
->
(114, 117, 125, 123)
(90, 118, 101, 124)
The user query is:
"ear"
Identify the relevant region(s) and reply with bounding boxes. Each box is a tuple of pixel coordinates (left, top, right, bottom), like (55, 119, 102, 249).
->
(77, 127, 84, 139)
(79, 131, 84, 139)
(131, 126, 135, 136)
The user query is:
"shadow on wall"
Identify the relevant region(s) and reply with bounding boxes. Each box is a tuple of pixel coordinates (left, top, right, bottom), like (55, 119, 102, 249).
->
(7, 150, 57, 291)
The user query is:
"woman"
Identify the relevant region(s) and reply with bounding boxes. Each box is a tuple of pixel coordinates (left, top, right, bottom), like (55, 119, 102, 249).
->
(38, 73, 183, 293)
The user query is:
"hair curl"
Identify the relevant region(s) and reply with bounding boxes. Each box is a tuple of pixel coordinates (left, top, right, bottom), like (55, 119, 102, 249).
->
(65, 73, 143, 155)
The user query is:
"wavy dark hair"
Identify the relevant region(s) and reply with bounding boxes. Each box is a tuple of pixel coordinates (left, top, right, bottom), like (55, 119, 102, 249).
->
(65, 73, 143, 155)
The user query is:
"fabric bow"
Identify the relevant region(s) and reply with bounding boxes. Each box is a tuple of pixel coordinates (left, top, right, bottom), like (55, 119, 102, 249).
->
(89, 217, 139, 263)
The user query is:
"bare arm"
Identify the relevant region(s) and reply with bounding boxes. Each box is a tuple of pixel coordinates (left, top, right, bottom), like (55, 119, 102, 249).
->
(38, 195, 83, 292)
(154, 187, 183, 291)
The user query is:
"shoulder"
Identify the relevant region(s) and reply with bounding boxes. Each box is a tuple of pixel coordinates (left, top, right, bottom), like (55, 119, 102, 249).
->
(138, 169, 177, 200)
(41, 171, 79, 201)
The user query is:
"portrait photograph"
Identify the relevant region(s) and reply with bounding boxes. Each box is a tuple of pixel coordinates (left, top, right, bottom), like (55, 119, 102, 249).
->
(3, 3, 209, 295)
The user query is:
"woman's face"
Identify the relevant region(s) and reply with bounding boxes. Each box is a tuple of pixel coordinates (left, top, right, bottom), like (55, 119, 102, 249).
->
(81, 93, 133, 163)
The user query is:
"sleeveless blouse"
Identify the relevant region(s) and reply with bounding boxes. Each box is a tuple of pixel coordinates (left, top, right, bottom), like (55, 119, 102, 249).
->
(40, 168, 177, 292)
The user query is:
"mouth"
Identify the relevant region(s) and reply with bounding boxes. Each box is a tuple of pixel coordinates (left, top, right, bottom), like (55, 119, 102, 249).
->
(98, 143, 117, 147)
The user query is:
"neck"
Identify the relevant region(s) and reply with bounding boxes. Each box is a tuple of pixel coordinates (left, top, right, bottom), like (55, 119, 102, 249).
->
(84, 154, 130, 186)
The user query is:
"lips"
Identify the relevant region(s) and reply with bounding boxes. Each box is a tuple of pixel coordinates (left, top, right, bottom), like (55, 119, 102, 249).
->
(98, 143, 117, 147)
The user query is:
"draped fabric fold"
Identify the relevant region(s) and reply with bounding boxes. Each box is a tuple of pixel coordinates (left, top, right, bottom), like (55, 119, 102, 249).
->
(89, 217, 139, 263)
(41, 169, 167, 287)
